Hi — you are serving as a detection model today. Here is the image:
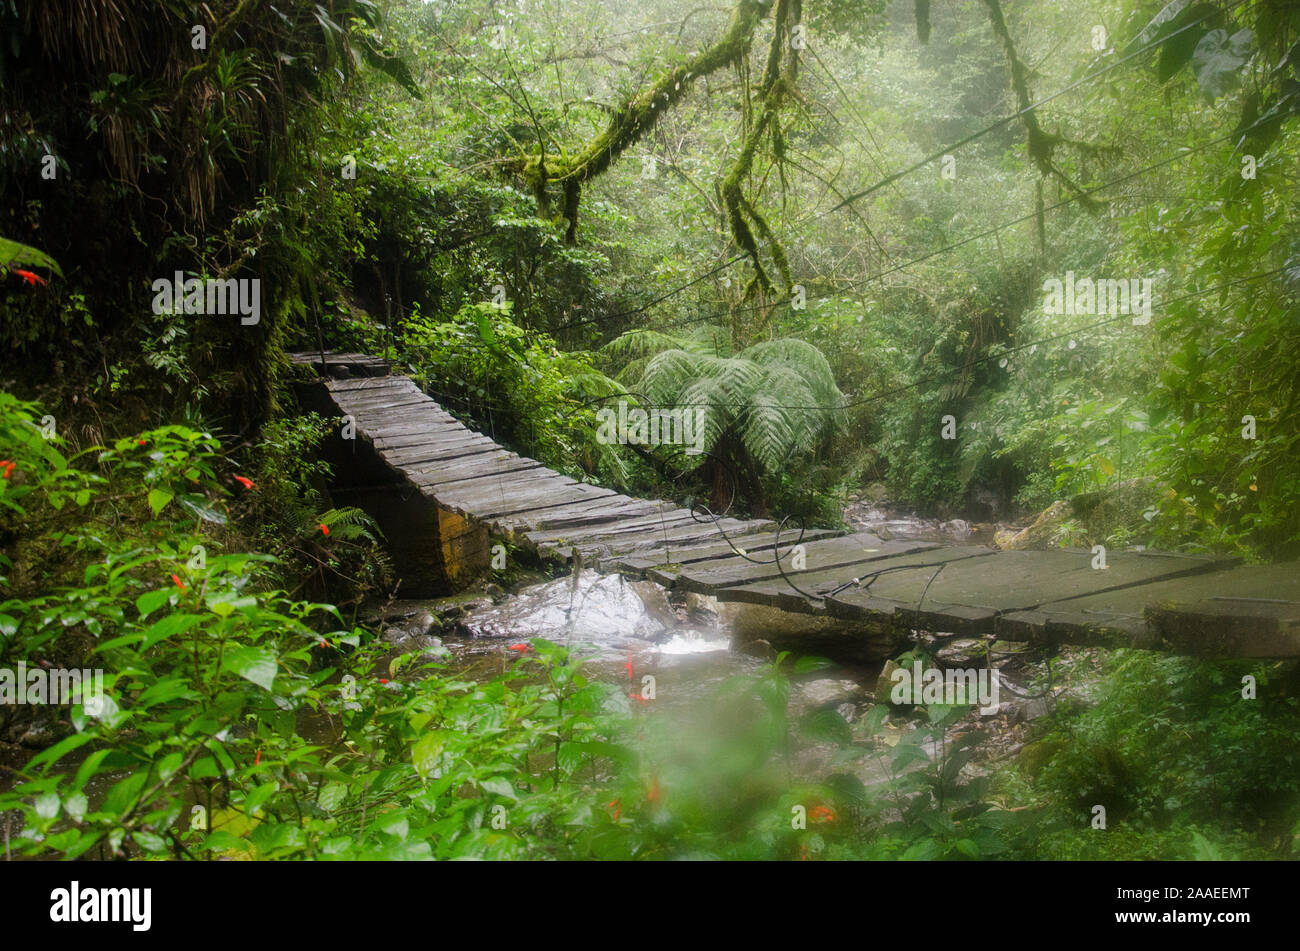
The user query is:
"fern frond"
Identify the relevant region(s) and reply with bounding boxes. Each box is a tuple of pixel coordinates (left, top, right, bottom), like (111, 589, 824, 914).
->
(319, 506, 385, 543)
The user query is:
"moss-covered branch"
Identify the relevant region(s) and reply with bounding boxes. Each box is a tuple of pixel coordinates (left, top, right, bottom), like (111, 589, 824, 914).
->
(515, 0, 769, 243)
(982, 0, 1096, 210)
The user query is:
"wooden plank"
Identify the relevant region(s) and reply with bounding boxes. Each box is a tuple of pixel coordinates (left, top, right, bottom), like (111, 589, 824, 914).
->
(490, 493, 645, 533)
(828, 548, 1224, 635)
(367, 417, 464, 436)
(540, 516, 772, 562)
(525, 509, 701, 546)
(670, 532, 936, 593)
(333, 385, 430, 403)
(337, 395, 438, 415)
(527, 496, 675, 529)
(371, 426, 475, 451)
(325, 376, 406, 392)
(386, 443, 512, 472)
(998, 561, 1295, 656)
(719, 545, 991, 614)
(472, 483, 619, 522)
(382, 434, 499, 460)
(326, 381, 409, 398)
(410, 453, 545, 487)
(432, 472, 590, 515)
(604, 529, 846, 579)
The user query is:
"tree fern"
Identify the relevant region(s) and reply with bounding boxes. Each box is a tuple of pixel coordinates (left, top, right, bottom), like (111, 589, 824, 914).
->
(603, 326, 844, 486)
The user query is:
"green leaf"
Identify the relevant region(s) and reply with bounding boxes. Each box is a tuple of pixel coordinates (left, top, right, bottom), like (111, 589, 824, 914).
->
(361, 43, 424, 99)
(412, 731, 448, 780)
(318, 781, 347, 812)
(63, 792, 88, 821)
(223, 645, 277, 690)
(177, 494, 227, 524)
(1192, 29, 1253, 99)
(0, 237, 63, 277)
(793, 655, 834, 674)
(136, 587, 173, 617)
(147, 487, 174, 515)
(34, 792, 60, 819)
(244, 782, 278, 816)
(1149, 3, 1218, 82)
(479, 777, 518, 802)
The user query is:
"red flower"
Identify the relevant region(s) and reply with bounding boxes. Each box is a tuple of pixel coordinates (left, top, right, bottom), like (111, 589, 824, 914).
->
(170, 573, 186, 589)
(810, 805, 836, 824)
(234, 475, 256, 490)
(254, 750, 262, 766)
(508, 643, 530, 653)
(319, 523, 330, 536)
(607, 799, 621, 821)
(646, 777, 661, 803)
(319, 639, 328, 649)
(12, 269, 46, 287)
(379, 678, 389, 684)
(629, 692, 648, 705)
(137, 439, 146, 446)
(624, 653, 634, 681)
(0, 460, 14, 479)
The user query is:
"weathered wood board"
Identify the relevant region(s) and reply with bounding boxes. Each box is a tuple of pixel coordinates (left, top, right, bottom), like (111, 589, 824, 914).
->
(539, 517, 774, 562)
(668, 532, 937, 593)
(998, 561, 1298, 656)
(290, 351, 391, 377)
(828, 549, 1226, 635)
(605, 529, 846, 580)
(715, 546, 991, 615)
(307, 369, 1300, 657)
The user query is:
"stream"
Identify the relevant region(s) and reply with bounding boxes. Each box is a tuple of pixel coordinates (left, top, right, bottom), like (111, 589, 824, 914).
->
(364, 503, 1058, 782)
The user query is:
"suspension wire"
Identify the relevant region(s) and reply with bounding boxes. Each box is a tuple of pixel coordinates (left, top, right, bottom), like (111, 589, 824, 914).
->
(547, 0, 1249, 334)
(640, 116, 1278, 337)
(819, 0, 1248, 216)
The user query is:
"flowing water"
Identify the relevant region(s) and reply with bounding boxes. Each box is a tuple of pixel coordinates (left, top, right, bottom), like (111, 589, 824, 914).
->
(370, 504, 1027, 764)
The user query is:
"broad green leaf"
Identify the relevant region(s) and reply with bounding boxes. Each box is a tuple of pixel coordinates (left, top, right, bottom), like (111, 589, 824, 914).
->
(147, 487, 174, 515)
(479, 777, 518, 802)
(223, 645, 277, 690)
(34, 792, 60, 819)
(1192, 28, 1253, 99)
(135, 587, 173, 617)
(412, 730, 448, 780)
(318, 781, 347, 812)
(0, 237, 63, 276)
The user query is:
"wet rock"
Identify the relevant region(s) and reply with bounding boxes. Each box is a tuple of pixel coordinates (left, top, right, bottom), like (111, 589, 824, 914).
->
(934, 637, 987, 667)
(382, 609, 438, 645)
(722, 603, 903, 665)
(994, 500, 1071, 550)
(792, 676, 869, 725)
(631, 581, 677, 628)
(865, 482, 889, 502)
(875, 659, 904, 704)
(458, 571, 672, 644)
(736, 638, 775, 660)
(682, 591, 719, 624)
(797, 677, 866, 708)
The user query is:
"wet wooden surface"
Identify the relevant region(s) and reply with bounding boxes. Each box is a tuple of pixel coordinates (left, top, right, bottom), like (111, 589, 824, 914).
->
(311, 368, 1300, 657)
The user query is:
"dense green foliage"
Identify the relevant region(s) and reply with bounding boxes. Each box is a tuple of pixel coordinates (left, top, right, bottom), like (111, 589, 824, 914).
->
(3, 0, 1299, 863)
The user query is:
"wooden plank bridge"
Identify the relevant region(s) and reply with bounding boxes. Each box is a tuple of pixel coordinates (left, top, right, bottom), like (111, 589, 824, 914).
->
(297, 355, 1300, 658)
